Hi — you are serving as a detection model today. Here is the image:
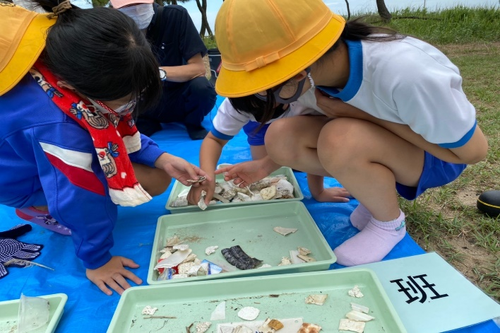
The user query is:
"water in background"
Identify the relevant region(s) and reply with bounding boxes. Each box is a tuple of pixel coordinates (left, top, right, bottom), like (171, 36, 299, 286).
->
(186, 0, 499, 32)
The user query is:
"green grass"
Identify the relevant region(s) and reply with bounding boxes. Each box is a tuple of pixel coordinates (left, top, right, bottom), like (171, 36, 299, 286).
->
(361, 6, 500, 44)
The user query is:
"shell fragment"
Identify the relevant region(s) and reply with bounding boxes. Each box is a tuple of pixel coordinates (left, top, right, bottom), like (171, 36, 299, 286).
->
(305, 294, 328, 306)
(348, 285, 364, 298)
(273, 226, 298, 236)
(195, 321, 211, 333)
(237, 306, 260, 321)
(298, 322, 322, 333)
(338, 318, 365, 333)
(141, 305, 158, 315)
(205, 245, 218, 255)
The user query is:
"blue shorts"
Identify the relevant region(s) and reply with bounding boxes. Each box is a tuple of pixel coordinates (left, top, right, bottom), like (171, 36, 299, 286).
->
(396, 152, 466, 200)
(243, 121, 270, 146)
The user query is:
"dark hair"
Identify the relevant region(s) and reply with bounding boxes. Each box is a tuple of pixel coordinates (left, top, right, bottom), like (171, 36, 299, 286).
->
(253, 17, 403, 124)
(33, 0, 161, 114)
(229, 95, 288, 130)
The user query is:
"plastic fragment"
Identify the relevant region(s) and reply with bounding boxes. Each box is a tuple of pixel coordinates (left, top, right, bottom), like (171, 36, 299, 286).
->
(210, 301, 226, 321)
(346, 310, 375, 322)
(350, 303, 369, 314)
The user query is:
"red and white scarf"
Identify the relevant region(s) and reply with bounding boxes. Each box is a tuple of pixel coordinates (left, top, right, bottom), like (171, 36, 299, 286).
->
(30, 61, 152, 206)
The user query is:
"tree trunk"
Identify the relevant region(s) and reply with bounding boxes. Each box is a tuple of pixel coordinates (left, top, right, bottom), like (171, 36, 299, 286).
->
(196, 0, 213, 37)
(376, 0, 392, 22)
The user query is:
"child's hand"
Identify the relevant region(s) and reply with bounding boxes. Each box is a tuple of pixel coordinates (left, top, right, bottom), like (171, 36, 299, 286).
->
(86, 256, 142, 296)
(215, 160, 271, 188)
(155, 153, 211, 186)
(187, 179, 215, 206)
(312, 187, 351, 203)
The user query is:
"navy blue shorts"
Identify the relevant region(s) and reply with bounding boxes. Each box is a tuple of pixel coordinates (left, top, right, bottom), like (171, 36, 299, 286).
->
(396, 152, 466, 200)
(243, 121, 270, 146)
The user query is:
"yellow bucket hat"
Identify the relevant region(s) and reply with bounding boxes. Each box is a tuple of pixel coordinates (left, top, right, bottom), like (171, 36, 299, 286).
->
(215, 0, 346, 98)
(0, 2, 56, 96)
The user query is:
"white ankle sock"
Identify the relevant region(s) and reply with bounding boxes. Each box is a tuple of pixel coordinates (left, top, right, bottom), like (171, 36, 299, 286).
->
(334, 210, 406, 266)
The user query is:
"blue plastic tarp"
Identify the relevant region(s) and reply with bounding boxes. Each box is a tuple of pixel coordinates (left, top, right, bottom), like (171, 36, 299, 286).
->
(0, 97, 498, 332)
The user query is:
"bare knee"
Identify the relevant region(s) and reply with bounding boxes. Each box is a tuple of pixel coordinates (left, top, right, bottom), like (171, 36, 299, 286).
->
(265, 118, 304, 165)
(317, 119, 367, 173)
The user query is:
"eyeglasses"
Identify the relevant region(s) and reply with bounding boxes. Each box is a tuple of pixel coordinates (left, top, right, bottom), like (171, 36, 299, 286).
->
(90, 98, 137, 117)
(254, 67, 311, 104)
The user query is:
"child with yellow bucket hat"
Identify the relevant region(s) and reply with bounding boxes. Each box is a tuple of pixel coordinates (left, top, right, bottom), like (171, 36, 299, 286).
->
(0, 0, 208, 295)
(186, 95, 351, 207)
(213, 0, 488, 266)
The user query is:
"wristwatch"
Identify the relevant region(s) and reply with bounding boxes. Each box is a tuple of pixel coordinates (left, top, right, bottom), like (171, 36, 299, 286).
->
(159, 68, 167, 82)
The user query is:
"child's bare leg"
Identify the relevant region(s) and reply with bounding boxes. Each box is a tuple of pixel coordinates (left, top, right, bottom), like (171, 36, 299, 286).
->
(265, 116, 331, 176)
(317, 118, 425, 265)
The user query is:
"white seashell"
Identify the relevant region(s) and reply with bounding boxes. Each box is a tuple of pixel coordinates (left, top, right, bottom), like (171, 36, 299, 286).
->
(258, 264, 272, 269)
(182, 253, 197, 263)
(178, 262, 195, 275)
(350, 303, 369, 314)
(210, 301, 226, 321)
(154, 249, 192, 270)
(237, 192, 252, 202)
(198, 190, 207, 210)
(141, 305, 157, 315)
(214, 183, 223, 194)
(173, 244, 189, 251)
(251, 193, 263, 201)
(195, 322, 211, 333)
(346, 310, 375, 322)
(237, 306, 260, 321)
(305, 294, 328, 306)
(297, 254, 316, 262)
(274, 179, 294, 199)
(159, 250, 172, 260)
(338, 318, 365, 333)
(212, 193, 230, 203)
(278, 257, 292, 266)
(348, 285, 364, 298)
(187, 264, 203, 276)
(273, 226, 298, 236)
(260, 185, 277, 200)
(298, 247, 311, 256)
(205, 245, 219, 255)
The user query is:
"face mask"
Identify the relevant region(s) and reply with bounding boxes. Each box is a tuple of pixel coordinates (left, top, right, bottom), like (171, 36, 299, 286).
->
(119, 4, 154, 30)
(297, 73, 322, 113)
